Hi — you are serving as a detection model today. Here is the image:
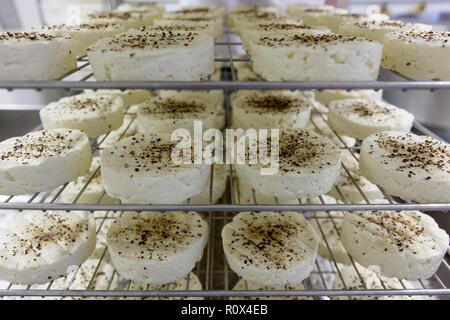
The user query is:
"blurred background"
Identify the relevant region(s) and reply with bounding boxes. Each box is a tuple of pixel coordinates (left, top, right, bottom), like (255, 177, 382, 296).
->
(2, 0, 449, 30)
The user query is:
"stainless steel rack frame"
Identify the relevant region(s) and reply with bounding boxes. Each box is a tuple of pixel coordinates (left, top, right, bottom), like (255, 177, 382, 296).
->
(0, 27, 448, 299)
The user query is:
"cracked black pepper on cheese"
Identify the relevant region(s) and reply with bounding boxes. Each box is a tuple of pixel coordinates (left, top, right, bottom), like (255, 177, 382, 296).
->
(40, 92, 124, 138)
(338, 19, 432, 44)
(0, 210, 96, 285)
(240, 19, 330, 51)
(161, 10, 224, 38)
(382, 31, 450, 80)
(0, 31, 77, 80)
(327, 98, 414, 139)
(359, 131, 450, 203)
(231, 90, 313, 130)
(0, 128, 91, 195)
(107, 211, 208, 284)
(100, 133, 210, 204)
(249, 33, 383, 81)
(235, 129, 341, 201)
(341, 210, 449, 280)
(222, 211, 318, 286)
(87, 29, 214, 81)
(34, 23, 127, 56)
(136, 96, 218, 134)
(153, 18, 217, 39)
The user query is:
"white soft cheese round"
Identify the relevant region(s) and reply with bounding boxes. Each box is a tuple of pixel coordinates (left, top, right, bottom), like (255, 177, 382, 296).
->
(136, 96, 218, 134)
(222, 211, 318, 287)
(87, 29, 214, 81)
(100, 133, 210, 204)
(290, 10, 388, 33)
(231, 90, 313, 130)
(40, 93, 124, 138)
(359, 131, 450, 203)
(249, 33, 383, 81)
(153, 19, 217, 39)
(382, 31, 450, 80)
(34, 23, 127, 56)
(0, 211, 96, 285)
(338, 20, 432, 44)
(341, 210, 449, 280)
(0, 31, 77, 80)
(107, 211, 208, 284)
(240, 20, 330, 51)
(0, 128, 91, 195)
(235, 129, 341, 200)
(328, 98, 414, 140)
(158, 90, 224, 129)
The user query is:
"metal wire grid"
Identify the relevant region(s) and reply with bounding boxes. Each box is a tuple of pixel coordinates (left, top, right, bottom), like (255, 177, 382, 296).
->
(0, 29, 449, 299)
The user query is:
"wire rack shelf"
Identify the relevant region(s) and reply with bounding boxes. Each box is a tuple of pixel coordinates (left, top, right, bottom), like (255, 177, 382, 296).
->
(0, 40, 449, 91)
(0, 27, 448, 299)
